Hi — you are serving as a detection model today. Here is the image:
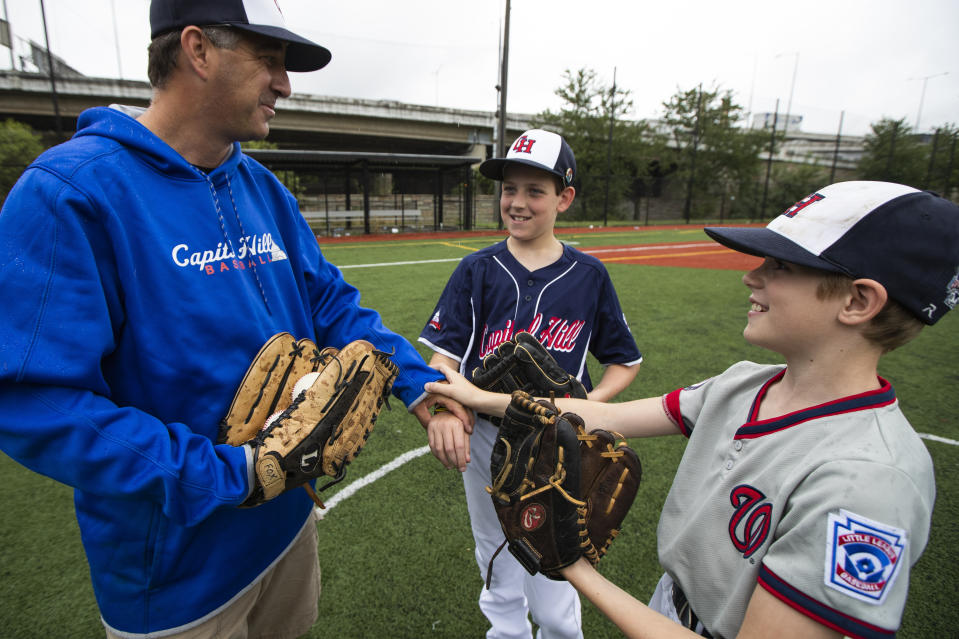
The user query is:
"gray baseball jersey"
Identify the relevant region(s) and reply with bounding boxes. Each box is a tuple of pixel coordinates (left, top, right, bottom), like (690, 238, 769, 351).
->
(658, 361, 934, 639)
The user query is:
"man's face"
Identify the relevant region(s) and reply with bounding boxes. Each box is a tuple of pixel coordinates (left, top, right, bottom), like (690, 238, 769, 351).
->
(207, 31, 292, 142)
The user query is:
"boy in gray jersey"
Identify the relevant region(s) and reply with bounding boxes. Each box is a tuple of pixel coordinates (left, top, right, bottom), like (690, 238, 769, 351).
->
(426, 181, 959, 638)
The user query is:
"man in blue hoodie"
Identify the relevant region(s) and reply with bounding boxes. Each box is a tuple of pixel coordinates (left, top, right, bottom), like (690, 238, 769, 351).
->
(0, 1, 469, 637)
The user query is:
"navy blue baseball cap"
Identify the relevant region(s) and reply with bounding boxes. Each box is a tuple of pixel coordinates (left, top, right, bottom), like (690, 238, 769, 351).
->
(705, 181, 959, 325)
(150, 0, 332, 72)
(480, 129, 576, 188)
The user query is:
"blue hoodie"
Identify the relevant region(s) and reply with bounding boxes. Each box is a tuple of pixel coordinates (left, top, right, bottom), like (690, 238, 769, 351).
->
(0, 106, 440, 636)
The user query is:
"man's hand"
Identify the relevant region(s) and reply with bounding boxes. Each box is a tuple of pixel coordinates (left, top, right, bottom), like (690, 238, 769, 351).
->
(425, 363, 510, 418)
(411, 393, 474, 431)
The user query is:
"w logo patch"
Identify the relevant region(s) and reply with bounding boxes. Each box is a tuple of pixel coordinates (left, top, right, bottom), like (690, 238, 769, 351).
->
(824, 509, 906, 604)
(728, 485, 772, 559)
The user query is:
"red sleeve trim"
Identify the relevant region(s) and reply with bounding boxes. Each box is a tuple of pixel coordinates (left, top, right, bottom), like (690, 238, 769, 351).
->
(662, 389, 689, 437)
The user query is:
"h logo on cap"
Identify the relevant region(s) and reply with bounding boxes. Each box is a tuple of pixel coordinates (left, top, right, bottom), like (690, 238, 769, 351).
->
(512, 135, 536, 155)
(783, 192, 825, 218)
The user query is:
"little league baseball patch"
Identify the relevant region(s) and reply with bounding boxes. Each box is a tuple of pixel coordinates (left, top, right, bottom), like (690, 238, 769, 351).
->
(824, 509, 907, 605)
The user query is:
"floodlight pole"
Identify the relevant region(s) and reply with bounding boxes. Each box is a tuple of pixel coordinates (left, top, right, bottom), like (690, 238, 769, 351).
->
(775, 51, 798, 132)
(602, 67, 617, 227)
(495, 0, 510, 228)
(760, 99, 779, 219)
(497, 0, 510, 162)
(38, 0, 63, 139)
(829, 110, 844, 184)
(682, 84, 703, 224)
(110, 0, 123, 78)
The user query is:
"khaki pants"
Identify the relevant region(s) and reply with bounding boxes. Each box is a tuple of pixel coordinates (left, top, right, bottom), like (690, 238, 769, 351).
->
(106, 514, 321, 639)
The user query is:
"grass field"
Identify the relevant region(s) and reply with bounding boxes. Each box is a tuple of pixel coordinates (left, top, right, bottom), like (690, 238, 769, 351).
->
(1, 226, 956, 638)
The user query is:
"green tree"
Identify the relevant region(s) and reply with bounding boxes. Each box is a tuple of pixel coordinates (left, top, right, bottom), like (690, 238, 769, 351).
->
(764, 162, 829, 217)
(0, 119, 44, 205)
(921, 123, 959, 200)
(534, 68, 655, 222)
(659, 84, 768, 220)
(856, 117, 927, 188)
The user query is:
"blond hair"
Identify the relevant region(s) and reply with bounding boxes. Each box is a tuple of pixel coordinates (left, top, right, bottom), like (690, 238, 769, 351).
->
(816, 272, 924, 353)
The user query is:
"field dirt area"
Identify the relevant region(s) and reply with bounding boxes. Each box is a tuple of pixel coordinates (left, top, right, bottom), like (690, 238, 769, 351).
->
(316, 225, 764, 271)
(578, 242, 763, 270)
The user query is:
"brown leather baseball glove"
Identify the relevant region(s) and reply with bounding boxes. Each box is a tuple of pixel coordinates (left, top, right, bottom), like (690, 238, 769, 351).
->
(219, 333, 398, 508)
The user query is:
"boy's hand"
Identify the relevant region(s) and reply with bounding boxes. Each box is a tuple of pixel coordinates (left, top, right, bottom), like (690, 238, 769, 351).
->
(427, 410, 471, 471)
(426, 363, 510, 417)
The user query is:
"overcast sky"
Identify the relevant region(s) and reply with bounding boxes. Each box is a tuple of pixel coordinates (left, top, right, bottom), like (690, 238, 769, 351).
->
(4, 0, 957, 137)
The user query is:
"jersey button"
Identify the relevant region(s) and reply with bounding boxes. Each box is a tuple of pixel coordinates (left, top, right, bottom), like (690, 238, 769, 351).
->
(527, 279, 534, 286)
(733, 440, 743, 451)
(725, 460, 734, 470)
(524, 295, 532, 301)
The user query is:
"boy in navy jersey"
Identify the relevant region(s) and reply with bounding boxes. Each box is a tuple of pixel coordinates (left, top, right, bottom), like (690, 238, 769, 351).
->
(419, 129, 642, 639)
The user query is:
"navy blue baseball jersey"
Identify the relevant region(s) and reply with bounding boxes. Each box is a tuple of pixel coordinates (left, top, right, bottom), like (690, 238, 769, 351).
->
(419, 240, 642, 388)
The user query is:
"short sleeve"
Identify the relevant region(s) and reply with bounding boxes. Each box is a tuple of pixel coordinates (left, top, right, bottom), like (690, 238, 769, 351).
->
(588, 270, 642, 366)
(418, 258, 475, 362)
(665, 375, 718, 437)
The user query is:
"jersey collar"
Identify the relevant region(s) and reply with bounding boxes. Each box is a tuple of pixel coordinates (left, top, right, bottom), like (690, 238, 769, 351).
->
(735, 369, 897, 439)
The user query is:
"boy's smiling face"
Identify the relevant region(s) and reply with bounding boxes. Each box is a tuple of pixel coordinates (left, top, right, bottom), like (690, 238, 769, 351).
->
(500, 163, 574, 243)
(742, 257, 849, 358)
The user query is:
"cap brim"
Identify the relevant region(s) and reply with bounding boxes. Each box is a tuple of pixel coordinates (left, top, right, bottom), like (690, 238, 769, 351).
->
(479, 157, 562, 181)
(232, 23, 331, 72)
(704, 226, 849, 274)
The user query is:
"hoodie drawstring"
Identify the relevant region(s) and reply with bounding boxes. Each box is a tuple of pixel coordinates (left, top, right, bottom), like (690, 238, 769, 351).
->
(202, 171, 273, 314)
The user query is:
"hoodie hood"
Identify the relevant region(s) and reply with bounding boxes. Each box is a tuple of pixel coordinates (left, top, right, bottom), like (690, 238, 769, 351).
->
(74, 106, 244, 179)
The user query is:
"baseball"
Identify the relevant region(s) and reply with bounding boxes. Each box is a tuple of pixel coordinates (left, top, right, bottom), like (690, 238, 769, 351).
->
(293, 371, 320, 399)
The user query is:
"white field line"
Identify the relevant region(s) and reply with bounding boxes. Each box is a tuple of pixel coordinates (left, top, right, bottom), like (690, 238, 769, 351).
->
(339, 258, 463, 269)
(919, 433, 959, 446)
(315, 445, 430, 519)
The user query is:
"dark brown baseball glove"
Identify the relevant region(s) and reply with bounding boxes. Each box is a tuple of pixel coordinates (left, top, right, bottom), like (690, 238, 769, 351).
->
(471, 332, 588, 408)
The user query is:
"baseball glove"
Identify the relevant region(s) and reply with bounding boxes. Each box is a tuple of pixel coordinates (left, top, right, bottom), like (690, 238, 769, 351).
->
(487, 390, 588, 581)
(562, 412, 642, 565)
(472, 332, 587, 426)
(220, 333, 399, 508)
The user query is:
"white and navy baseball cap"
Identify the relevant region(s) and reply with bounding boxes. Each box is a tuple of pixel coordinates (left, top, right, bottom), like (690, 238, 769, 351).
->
(480, 129, 576, 187)
(705, 181, 959, 325)
(150, 0, 332, 72)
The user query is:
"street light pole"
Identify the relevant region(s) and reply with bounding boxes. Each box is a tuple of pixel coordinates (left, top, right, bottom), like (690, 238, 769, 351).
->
(775, 51, 799, 132)
(912, 71, 948, 132)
